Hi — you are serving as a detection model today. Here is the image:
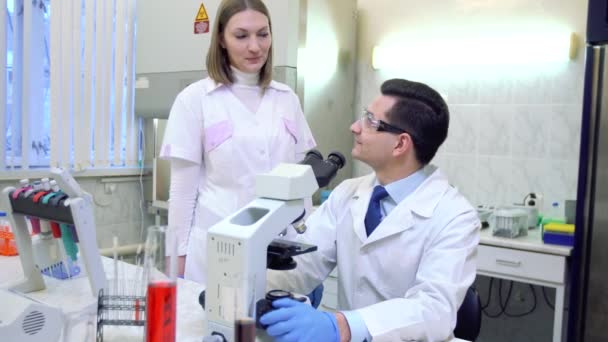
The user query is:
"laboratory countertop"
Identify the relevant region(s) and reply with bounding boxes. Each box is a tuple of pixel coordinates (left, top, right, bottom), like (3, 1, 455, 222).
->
(312, 205, 571, 256)
(0, 255, 206, 342)
(1, 254, 470, 342)
(479, 227, 572, 256)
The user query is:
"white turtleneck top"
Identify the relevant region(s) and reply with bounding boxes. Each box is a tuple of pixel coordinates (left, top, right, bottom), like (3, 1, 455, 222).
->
(228, 66, 263, 113)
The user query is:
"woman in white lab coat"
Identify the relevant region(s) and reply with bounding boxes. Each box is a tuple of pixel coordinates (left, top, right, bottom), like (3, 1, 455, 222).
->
(160, 0, 315, 286)
(263, 79, 480, 342)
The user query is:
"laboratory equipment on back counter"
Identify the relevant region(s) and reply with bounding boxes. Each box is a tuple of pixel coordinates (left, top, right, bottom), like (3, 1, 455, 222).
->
(504, 205, 539, 230)
(479, 192, 543, 235)
(491, 208, 529, 238)
(0, 168, 106, 295)
(476, 206, 493, 229)
(203, 150, 345, 342)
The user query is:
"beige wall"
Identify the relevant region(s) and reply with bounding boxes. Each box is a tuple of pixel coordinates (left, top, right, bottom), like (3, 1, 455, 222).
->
(299, 0, 358, 191)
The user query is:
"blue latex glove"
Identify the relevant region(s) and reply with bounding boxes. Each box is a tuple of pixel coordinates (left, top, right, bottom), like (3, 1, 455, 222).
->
(307, 284, 324, 308)
(259, 298, 339, 342)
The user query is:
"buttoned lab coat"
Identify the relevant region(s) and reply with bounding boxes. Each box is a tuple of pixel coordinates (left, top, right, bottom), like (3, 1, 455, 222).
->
(267, 167, 480, 341)
(161, 77, 316, 285)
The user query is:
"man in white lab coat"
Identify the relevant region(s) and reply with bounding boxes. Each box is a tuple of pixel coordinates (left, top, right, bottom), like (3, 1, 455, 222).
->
(260, 78, 481, 342)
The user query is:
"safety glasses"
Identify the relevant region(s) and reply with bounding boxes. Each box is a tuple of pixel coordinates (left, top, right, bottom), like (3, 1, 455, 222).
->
(360, 109, 411, 136)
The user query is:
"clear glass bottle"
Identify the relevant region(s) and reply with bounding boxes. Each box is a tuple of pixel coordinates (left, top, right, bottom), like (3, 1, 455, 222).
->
(548, 201, 563, 221)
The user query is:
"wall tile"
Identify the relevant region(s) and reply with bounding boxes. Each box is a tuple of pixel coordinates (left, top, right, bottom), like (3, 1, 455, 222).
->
(511, 74, 551, 105)
(436, 154, 478, 205)
(476, 156, 513, 207)
(511, 105, 550, 159)
(548, 104, 582, 160)
(444, 105, 480, 154)
(479, 78, 513, 104)
(551, 64, 584, 105)
(448, 80, 480, 104)
(479, 105, 513, 156)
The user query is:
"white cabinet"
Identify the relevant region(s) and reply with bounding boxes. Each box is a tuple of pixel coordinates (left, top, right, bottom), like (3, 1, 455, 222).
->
(477, 245, 566, 284)
(477, 229, 571, 342)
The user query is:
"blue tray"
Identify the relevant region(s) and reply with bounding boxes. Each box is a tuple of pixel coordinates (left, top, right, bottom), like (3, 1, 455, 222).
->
(543, 231, 574, 246)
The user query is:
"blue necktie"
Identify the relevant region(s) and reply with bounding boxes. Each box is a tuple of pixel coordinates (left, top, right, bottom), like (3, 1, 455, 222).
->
(364, 185, 389, 236)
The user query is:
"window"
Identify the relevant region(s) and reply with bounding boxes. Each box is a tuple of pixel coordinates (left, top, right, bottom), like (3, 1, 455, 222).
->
(1, 0, 140, 172)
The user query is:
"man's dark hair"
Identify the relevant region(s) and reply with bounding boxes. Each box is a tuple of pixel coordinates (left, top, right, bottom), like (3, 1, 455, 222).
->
(381, 78, 449, 165)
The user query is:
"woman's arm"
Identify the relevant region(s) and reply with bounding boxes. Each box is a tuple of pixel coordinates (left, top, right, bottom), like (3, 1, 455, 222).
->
(168, 158, 202, 276)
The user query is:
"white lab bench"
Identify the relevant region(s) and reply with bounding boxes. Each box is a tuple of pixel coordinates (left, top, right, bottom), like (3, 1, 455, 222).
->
(0, 255, 206, 341)
(1, 255, 469, 341)
(477, 228, 572, 342)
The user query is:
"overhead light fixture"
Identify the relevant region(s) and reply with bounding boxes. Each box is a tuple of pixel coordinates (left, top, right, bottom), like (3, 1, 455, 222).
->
(372, 31, 578, 71)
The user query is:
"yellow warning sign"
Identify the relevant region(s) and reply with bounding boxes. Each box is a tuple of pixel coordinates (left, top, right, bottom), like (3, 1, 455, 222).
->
(195, 3, 208, 21)
(194, 2, 210, 34)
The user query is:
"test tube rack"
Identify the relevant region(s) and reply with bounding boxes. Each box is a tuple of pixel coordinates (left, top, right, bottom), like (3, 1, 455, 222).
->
(0, 168, 107, 296)
(96, 288, 147, 342)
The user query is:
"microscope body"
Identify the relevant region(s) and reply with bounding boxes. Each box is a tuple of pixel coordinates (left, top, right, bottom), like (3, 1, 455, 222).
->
(205, 163, 318, 341)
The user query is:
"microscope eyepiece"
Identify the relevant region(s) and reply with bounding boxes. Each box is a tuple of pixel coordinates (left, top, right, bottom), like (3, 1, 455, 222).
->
(303, 150, 323, 162)
(327, 151, 345, 170)
(298, 149, 346, 188)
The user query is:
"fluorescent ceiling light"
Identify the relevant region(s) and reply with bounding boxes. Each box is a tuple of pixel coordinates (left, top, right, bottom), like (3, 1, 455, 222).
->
(373, 32, 577, 71)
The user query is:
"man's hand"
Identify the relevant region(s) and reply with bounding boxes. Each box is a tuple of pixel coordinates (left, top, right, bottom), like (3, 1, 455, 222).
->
(259, 298, 339, 342)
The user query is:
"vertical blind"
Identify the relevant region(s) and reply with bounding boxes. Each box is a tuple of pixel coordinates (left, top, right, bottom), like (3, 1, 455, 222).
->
(2, 0, 139, 171)
(0, 2, 6, 169)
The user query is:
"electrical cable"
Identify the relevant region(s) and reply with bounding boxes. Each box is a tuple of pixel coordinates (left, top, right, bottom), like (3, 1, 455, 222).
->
(483, 278, 539, 318)
(496, 280, 537, 318)
(542, 286, 555, 310)
(481, 277, 493, 310)
(481, 277, 505, 318)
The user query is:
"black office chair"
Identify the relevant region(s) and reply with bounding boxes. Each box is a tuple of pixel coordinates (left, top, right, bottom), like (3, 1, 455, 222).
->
(453, 286, 482, 341)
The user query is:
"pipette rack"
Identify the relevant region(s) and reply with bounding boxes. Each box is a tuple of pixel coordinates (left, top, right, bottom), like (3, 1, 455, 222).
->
(0, 168, 107, 296)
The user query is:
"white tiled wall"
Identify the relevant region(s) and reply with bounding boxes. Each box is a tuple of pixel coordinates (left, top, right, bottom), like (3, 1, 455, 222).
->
(435, 67, 583, 212)
(354, 0, 587, 215)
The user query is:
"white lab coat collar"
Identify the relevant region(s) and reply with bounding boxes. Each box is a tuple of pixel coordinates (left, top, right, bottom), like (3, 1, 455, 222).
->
(200, 77, 292, 94)
(405, 164, 449, 218)
(352, 165, 450, 246)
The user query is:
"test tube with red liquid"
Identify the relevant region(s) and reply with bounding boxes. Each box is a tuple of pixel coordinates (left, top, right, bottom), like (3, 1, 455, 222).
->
(144, 226, 178, 342)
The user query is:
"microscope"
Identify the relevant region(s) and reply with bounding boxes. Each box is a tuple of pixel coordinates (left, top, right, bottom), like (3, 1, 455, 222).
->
(204, 150, 345, 341)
